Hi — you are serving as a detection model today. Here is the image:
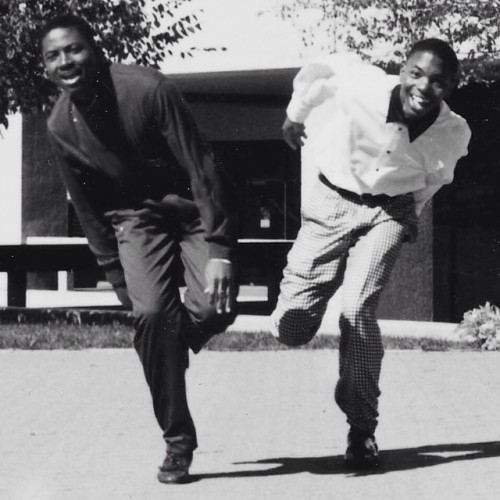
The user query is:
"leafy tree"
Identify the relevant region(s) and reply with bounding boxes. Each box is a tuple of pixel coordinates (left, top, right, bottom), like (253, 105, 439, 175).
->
(0, 0, 204, 128)
(270, 0, 500, 83)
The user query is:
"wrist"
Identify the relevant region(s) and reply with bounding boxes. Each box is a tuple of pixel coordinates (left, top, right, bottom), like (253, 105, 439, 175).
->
(210, 258, 232, 265)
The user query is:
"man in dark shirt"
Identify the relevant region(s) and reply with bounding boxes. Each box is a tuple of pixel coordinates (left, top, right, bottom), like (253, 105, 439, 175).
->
(40, 14, 237, 484)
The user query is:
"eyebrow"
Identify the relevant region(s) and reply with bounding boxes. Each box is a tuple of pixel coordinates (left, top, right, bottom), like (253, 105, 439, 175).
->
(410, 63, 447, 79)
(43, 42, 82, 53)
(43, 49, 58, 57)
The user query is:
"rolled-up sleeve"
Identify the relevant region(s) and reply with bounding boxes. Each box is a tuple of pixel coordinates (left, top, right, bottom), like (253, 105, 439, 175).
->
(287, 52, 364, 123)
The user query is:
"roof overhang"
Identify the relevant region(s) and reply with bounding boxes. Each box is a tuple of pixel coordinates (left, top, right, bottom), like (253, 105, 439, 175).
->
(167, 67, 298, 99)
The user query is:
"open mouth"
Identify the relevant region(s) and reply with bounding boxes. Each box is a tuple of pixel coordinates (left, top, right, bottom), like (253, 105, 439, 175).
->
(409, 94, 432, 112)
(58, 70, 83, 87)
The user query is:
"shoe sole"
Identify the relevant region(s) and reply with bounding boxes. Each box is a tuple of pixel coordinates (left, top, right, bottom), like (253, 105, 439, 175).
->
(157, 471, 190, 484)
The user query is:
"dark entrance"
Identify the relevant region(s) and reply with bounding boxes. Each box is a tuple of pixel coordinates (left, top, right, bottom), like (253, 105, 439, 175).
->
(212, 140, 300, 240)
(434, 82, 500, 321)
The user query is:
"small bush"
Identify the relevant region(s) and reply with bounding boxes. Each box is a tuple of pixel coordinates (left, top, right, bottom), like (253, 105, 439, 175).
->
(456, 302, 500, 351)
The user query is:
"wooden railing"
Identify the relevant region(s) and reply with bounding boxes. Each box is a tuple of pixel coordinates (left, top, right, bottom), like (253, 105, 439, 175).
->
(0, 238, 293, 314)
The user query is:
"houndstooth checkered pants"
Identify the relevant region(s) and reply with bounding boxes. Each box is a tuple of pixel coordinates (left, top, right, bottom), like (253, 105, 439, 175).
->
(270, 176, 418, 433)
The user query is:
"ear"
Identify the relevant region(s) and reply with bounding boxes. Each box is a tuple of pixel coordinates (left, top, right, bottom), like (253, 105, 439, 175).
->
(443, 81, 456, 100)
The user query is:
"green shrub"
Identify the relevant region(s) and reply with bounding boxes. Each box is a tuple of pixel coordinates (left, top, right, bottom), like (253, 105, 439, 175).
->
(456, 302, 500, 351)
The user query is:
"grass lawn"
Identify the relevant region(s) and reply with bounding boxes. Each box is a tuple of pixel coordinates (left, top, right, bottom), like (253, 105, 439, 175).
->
(0, 322, 469, 351)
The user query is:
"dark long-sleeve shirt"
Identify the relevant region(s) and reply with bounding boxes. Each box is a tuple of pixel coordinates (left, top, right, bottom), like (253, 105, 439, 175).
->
(47, 63, 235, 283)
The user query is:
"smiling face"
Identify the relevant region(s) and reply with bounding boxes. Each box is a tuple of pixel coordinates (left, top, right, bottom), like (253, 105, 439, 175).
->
(399, 50, 456, 121)
(41, 26, 99, 101)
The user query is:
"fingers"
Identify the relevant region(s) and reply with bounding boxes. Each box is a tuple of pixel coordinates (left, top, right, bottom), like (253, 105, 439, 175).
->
(284, 131, 299, 150)
(282, 121, 307, 150)
(205, 277, 232, 314)
(215, 277, 231, 314)
(204, 260, 233, 314)
(113, 284, 132, 310)
(287, 131, 307, 150)
(204, 282, 215, 305)
(225, 283, 234, 314)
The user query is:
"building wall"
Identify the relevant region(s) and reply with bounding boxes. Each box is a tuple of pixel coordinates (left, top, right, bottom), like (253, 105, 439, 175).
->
(21, 113, 68, 290)
(22, 113, 67, 239)
(188, 101, 286, 142)
(378, 203, 434, 320)
(0, 114, 23, 244)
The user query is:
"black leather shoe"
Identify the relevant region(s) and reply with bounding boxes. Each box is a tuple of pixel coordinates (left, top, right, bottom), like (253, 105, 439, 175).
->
(344, 429, 379, 469)
(157, 453, 192, 484)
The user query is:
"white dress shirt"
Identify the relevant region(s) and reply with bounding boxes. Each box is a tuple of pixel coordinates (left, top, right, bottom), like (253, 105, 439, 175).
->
(287, 54, 472, 215)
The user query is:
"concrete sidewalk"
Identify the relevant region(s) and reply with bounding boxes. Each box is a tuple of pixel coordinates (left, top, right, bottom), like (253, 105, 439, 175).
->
(2, 343, 500, 500)
(228, 312, 461, 341)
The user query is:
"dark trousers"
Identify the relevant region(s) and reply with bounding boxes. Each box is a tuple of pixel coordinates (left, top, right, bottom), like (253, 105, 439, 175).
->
(109, 199, 237, 456)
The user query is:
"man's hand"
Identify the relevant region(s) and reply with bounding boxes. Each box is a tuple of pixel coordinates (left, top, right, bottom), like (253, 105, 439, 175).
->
(112, 284, 133, 310)
(204, 259, 234, 314)
(282, 116, 307, 150)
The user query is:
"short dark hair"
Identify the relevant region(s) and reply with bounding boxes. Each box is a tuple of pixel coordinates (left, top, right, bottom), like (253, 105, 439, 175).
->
(407, 38, 459, 79)
(39, 13, 100, 54)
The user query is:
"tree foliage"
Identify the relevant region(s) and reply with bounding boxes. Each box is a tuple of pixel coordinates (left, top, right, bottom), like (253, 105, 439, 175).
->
(0, 0, 203, 128)
(272, 0, 500, 83)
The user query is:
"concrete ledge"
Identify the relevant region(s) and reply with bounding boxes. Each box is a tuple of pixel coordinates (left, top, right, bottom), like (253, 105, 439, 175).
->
(228, 315, 461, 341)
(0, 307, 461, 342)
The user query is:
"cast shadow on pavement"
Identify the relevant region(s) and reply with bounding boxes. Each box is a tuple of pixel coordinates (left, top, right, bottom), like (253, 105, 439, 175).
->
(190, 441, 500, 481)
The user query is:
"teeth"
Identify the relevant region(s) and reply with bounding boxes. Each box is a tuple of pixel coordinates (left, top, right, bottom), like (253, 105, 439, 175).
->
(61, 75, 80, 85)
(410, 95, 428, 109)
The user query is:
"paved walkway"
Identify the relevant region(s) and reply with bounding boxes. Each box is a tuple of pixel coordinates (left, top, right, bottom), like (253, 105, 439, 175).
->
(228, 312, 461, 340)
(2, 342, 500, 500)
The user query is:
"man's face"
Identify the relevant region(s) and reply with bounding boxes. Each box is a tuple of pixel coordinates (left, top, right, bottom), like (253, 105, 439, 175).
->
(42, 26, 99, 100)
(399, 50, 456, 121)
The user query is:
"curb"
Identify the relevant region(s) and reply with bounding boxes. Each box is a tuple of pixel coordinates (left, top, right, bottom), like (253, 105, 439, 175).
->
(0, 307, 464, 343)
(0, 306, 134, 326)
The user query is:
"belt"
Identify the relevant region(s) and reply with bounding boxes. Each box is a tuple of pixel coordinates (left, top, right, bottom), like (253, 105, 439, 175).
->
(318, 174, 394, 203)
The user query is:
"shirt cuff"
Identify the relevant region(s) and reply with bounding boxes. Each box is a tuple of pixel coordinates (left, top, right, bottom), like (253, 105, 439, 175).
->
(209, 242, 233, 260)
(210, 258, 232, 264)
(104, 267, 127, 288)
(286, 97, 311, 124)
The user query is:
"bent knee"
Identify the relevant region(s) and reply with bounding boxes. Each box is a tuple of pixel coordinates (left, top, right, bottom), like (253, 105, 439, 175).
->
(271, 308, 319, 346)
(190, 304, 237, 333)
(340, 303, 376, 326)
(277, 332, 314, 347)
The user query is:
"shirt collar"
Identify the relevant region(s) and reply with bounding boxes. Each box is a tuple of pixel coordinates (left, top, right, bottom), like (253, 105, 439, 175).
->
(386, 84, 440, 142)
(72, 63, 116, 117)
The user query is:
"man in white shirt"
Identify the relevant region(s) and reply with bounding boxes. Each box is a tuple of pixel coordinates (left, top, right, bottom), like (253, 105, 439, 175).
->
(271, 39, 471, 468)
